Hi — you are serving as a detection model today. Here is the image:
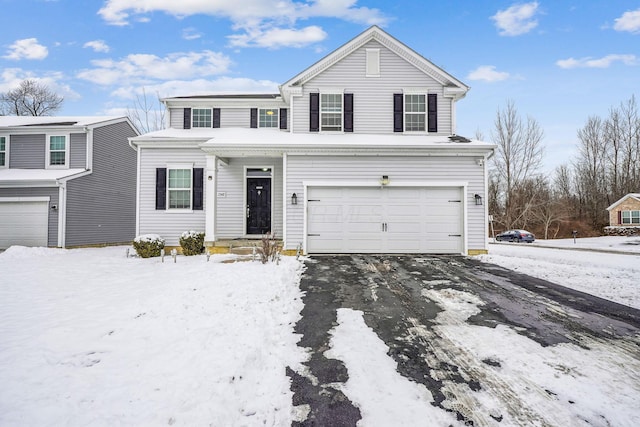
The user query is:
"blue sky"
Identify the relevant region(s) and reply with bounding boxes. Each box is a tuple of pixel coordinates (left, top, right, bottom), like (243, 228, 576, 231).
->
(1, 0, 639, 171)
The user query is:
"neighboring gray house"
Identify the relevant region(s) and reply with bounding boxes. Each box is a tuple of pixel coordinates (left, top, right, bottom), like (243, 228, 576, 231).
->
(0, 116, 139, 249)
(130, 26, 495, 255)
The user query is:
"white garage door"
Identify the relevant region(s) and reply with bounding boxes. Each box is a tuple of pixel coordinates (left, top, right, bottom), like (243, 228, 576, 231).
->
(0, 200, 49, 249)
(307, 186, 463, 254)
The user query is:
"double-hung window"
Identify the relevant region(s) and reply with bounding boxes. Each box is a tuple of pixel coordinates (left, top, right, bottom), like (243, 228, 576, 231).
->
(168, 167, 192, 209)
(622, 210, 640, 224)
(192, 108, 212, 128)
(47, 134, 68, 168)
(321, 94, 343, 131)
(259, 109, 279, 128)
(0, 136, 6, 167)
(404, 94, 426, 132)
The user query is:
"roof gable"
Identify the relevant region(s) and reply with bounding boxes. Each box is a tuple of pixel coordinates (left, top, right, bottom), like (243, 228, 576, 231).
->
(607, 193, 640, 211)
(280, 26, 468, 98)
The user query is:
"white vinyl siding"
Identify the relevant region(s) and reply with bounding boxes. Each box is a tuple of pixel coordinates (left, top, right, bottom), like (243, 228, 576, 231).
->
(285, 155, 486, 252)
(292, 40, 451, 134)
(221, 108, 251, 128)
(138, 148, 206, 246)
(169, 108, 184, 129)
(215, 157, 283, 239)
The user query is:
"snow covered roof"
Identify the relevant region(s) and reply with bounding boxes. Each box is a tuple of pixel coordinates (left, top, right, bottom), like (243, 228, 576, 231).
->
(0, 116, 129, 129)
(0, 168, 87, 186)
(129, 127, 495, 157)
(607, 193, 640, 211)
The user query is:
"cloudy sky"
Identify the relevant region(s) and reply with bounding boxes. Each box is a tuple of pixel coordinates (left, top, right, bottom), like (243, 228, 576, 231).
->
(1, 0, 639, 170)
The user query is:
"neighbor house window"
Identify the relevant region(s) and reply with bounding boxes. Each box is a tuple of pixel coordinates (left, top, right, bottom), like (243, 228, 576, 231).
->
(259, 109, 279, 128)
(0, 136, 6, 167)
(192, 108, 212, 128)
(168, 168, 192, 209)
(321, 93, 343, 131)
(405, 94, 425, 132)
(47, 135, 68, 168)
(622, 210, 640, 224)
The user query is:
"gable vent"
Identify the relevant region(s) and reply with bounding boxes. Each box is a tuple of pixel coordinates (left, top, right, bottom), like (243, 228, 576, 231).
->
(366, 49, 380, 77)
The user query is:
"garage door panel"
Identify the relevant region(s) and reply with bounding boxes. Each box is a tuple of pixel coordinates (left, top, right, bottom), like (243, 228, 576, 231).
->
(0, 201, 49, 249)
(306, 186, 463, 254)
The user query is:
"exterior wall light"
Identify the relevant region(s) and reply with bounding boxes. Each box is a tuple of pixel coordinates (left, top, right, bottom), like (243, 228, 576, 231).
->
(381, 175, 389, 186)
(474, 194, 483, 205)
(291, 193, 298, 205)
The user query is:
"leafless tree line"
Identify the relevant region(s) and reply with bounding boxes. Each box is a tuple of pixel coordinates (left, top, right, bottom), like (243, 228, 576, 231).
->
(489, 97, 640, 239)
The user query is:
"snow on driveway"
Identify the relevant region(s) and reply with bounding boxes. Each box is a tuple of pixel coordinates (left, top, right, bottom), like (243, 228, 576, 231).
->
(0, 246, 306, 426)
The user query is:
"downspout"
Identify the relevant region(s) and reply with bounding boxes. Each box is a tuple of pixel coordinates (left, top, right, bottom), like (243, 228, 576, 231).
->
(57, 181, 67, 248)
(128, 138, 141, 237)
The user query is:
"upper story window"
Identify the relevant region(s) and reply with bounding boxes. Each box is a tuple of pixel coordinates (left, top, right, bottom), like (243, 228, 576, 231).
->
(259, 109, 279, 128)
(192, 108, 212, 128)
(47, 134, 68, 168)
(321, 94, 343, 131)
(622, 210, 640, 224)
(168, 167, 192, 209)
(404, 94, 425, 132)
(0, 136, 6, 167)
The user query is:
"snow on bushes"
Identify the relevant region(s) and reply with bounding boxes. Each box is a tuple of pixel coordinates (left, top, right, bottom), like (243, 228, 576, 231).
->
(133, 234, 165, 258)
(179, 231, 205, 256)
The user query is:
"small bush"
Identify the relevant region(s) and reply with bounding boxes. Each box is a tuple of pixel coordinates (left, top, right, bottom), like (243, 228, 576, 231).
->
(180, 230, 205, 256)
(133, 234, 165, 258)
(257, 233, 280, 264)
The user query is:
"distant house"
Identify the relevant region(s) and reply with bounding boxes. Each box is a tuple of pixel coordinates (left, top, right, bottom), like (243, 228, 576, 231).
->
(0, 116, 139, 249)
(129, 26, 496, 255)
(605, 193, 640, 235)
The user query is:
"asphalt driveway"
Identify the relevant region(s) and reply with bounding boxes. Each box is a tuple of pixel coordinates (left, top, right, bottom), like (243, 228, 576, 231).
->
(288, 255, 640, 426)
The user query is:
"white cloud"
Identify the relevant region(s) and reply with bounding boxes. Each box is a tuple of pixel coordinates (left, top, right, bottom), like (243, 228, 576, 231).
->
(3, 38, 48, 60)
(0, 68, 80, 99)
(182, 28, 203, 40)
(467, 65, 510, 82)
(491, 2, 540, 36)
(83, 40, 110, 53)
(556, 54, 637, 69)
(228, 25, 328, 48)
(613, 9, 640, 34)
(97, 0, 387, 48)
(110, 77, 279, 100)
(76, 50, 233, 85)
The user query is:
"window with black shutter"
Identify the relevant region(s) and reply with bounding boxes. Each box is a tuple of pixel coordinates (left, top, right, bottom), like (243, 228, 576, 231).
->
(155, 168, 167, 210)
(344, 93, 354, 132)
(309, 93, 319, 132)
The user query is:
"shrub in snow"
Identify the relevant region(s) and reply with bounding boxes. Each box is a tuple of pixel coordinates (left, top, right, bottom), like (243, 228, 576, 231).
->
(133, 234, 165, 258)
(179, 231, 205, 256)
(257, 233, 280, 264)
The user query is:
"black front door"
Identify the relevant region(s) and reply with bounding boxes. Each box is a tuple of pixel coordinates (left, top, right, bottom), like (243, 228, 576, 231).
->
(247, 178, 271, 235)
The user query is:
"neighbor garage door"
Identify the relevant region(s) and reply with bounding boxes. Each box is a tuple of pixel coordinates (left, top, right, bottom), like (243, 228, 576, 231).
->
(0, 199, 49, 249)
(306, 186, 463, 254)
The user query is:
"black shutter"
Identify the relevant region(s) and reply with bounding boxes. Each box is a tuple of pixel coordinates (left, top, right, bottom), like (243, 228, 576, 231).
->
(618, 211, 622, 225)
(279, 108, 288, 130)
(183, 108, 191, 129)
(213, 108, 221, 128)
(427, 93, 437, 133)
(193, 168, 204, 210)
(393, 94, 403, 132)
(309, 93, 319, 132)
(344, 93, 354, 132)
(155, 168, 167, 210)
(250, 108, 258, 128)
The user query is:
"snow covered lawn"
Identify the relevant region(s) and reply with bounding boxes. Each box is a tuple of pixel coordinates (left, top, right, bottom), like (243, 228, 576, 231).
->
(0, 246, 306, 426)
(481, 236, 640, 309)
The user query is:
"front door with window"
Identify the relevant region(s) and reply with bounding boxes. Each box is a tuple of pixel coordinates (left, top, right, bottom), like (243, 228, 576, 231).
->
(246, 177, 271, 235)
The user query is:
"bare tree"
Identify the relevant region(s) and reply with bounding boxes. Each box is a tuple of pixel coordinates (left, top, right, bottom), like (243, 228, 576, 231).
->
(0, 79, 63, 116)
(126, 87, 166, 134)
(490, 100, 545, 230)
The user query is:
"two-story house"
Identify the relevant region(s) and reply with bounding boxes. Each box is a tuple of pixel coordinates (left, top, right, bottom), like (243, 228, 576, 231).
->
(0, 116, 139, 249)
(129, 26, 495, 255)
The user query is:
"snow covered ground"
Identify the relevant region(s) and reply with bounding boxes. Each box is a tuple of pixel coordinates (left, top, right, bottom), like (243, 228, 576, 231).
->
(1, 238, 638, 426)
(481, 236, 640, 309)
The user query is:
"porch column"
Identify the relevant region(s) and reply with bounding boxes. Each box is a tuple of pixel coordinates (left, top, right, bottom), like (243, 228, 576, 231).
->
(204, 155, 217, 244)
